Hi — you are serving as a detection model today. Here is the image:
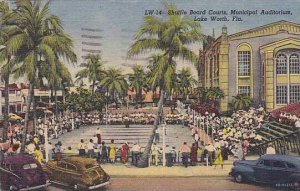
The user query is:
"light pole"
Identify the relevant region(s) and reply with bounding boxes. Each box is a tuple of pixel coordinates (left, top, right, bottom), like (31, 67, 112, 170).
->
(162, 122, 166, 167)
(71, 111, 74, 130)
(43, 122, 49, 162)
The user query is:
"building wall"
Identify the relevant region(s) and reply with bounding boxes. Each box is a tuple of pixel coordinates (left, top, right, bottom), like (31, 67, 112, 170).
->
(228, 32, 300, 107)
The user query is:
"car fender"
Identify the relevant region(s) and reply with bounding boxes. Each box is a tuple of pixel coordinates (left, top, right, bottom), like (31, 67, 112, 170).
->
(232, 165, 255, 181)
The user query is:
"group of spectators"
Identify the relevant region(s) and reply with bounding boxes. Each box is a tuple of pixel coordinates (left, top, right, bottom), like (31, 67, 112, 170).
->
(78, 112, 187, 126)
(278, 112, 300, 128)
(184, 107, 268, 167)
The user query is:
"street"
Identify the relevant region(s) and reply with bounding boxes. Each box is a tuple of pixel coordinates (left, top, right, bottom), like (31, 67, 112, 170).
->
(46, 177, 286, 191)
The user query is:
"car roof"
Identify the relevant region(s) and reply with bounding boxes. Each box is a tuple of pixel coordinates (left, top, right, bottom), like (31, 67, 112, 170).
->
(62, 156, 98, 168)
(4, 154, 37, 166)
(260, 154, 300, 164)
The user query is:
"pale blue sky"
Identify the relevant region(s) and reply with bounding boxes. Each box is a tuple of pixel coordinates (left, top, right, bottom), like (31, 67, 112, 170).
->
(46, 0, 300, 78)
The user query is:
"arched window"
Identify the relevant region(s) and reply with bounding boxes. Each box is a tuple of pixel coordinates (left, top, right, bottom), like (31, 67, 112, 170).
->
(276, 54, 287, 74)
(289, 54, 300, 74)
(237, 44, 251, 76)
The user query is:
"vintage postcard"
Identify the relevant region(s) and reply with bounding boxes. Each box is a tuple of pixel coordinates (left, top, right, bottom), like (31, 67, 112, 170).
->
(0, 0, 300, 190)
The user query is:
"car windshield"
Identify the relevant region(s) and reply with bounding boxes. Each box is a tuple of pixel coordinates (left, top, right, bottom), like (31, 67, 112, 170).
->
(23, 163, 38, 170)
(85, 163, 98, 169)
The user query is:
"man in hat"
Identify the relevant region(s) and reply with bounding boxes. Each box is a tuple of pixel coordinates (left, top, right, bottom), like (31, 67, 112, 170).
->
(131, 142, 141, 166)
(179, 142, 191, 168)
(205, 142, 215, 166)
(151, 142, 159, 166)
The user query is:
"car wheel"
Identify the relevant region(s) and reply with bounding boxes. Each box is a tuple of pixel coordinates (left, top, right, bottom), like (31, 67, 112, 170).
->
(234, 173, 243, 183)
(291, 178, 300, 191)
(9, 185, 18, 191)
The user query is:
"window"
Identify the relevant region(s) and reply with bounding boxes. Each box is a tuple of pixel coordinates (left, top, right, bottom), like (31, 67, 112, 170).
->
(290, 54, 300, 74)
(238, 51, 251, 76)
(66, 164, 77, 171)
(57, 162, 66, 168)
(238, 86, 250, 96)
(263, 160, 272, 167)
(276, 54, 287, 74)
(276, 85, 287, 104)
(290, 85, 300, 103)
(273, 161, 286, 168)
(23, 163, 38, 170)
(286, 163, 296, 169)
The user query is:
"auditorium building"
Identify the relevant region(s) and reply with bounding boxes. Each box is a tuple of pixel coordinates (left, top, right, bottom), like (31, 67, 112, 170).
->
(199, 20, 300, 112)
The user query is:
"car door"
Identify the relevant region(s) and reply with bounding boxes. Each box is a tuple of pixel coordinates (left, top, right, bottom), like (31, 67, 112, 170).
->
(0, 163, 8, 189)
(65, 163, 81, 186)
(53, 161, 68, 184)
(271, 161, 291, 184)
(254, 159, 273, 183)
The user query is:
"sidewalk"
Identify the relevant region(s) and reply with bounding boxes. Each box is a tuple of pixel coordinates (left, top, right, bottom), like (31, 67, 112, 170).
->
(100, 155, 261, 178)
(101, 163, 233, 178)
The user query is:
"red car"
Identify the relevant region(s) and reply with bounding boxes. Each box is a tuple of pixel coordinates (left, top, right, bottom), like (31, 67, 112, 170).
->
(0, 154, 50, 191)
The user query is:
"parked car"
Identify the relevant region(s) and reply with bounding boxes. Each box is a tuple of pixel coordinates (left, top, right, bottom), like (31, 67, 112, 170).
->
(230, 154, 300, 190)
(44, 156, 110, 190)
(9, 113, 23, 122)
(0, 154, 50, 191)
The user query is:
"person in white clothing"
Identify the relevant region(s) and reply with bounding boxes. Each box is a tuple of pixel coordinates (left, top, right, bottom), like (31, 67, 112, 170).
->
(266, 144, 276, 154)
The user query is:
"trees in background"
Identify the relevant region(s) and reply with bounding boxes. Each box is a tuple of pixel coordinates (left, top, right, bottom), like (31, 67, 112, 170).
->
(128, 3, 203, 167)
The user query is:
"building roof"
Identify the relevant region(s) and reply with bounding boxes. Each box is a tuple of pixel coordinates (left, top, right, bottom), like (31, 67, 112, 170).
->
(0, 83, 21, 91)
(206, 20, 300, 48)
(228, 20, 300, 42)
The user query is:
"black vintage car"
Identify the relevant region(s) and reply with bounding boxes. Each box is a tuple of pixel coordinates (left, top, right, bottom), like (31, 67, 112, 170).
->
(230, 154, 300, 190)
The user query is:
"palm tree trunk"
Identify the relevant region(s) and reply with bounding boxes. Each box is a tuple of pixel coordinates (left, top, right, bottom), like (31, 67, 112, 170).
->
(3, 75, 9, 141)
(21, 82, 34, 152)
(32, 88, 37, 134)
(137, 89, 164, 168)
(92, 80, 95, 94)
(51, 87, 54, 102)
(55, 87, 58, 120)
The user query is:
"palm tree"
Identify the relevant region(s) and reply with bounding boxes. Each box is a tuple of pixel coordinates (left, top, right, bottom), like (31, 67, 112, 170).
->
(232, 94, 253, 111)
(76, 53, 106, 94)
(128, 65, 147, 108)
(128, 3, 203, 167)
(207, 87, 225, 107)
(100, 67, 128, 108)
(5, 0, 76, 152)
(177, 67, 197, 101)
(47, 61, 73, 118)
(0, 1, 19, 141)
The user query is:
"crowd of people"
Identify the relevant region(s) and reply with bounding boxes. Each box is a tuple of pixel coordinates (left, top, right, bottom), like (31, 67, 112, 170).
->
(2, 102, 297, 168)
(184, 107, 269, 167)
(79, 112, 186, 125)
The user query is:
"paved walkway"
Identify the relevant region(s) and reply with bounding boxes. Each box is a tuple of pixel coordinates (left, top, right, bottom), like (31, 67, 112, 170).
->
(100, 155, 260, 178)
(101, 163, 233, 177)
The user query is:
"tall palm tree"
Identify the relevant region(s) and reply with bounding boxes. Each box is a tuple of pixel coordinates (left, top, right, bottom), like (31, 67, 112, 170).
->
(232, 94, 253, 111)
(46, 61, 73, 118)
(177, 67, 197, 101)
(100, 67, 128, 108)
(76, 53, 106, 94)
(128, 65, 147, 108)
(5, 0, 76, 152)
(0, 0, 19, 141)
(128, 3, 203, 167)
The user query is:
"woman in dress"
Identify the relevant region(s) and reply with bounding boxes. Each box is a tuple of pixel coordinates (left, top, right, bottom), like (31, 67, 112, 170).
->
(35, 146, 43, 164)
(190, 142, 198, 166)
(121, 142, 130, 163)
(214, 147, 224, 169)
(109, 139, 116, 163)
